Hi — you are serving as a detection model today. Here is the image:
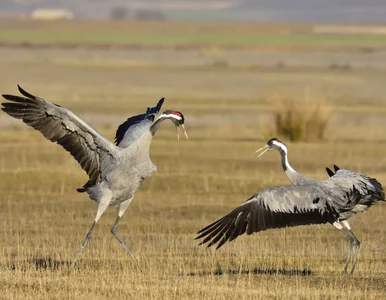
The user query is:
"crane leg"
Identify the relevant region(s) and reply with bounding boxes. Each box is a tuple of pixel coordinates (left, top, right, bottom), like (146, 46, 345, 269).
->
(111, 198, 136, 259)
(70, 197, 110, 269)
(333, 221, 355, 274)
(342, 220, 360, 275)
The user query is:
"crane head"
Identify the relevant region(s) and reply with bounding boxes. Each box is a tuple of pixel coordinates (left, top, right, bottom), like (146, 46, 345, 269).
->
(160, 110, 188, 140)
(255, 137, 286, 158)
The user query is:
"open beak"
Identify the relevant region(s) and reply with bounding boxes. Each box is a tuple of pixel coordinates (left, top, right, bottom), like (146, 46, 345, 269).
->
(177, 124, 189, 141)
(255, 144, 269, 158)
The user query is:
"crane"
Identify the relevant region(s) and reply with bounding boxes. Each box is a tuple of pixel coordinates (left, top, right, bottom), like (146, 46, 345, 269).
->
(254, 137, 384, 273)
(197, 138, 384, 274)
(2, 85, 188, 268)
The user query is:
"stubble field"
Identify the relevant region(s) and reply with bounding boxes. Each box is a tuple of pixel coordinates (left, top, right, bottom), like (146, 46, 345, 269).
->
(0, 20, 385, 299)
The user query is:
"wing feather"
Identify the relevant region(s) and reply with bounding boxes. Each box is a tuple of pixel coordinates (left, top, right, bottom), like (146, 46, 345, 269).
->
(114, 98, 164, 147)
(198, 218, 230, 245)
(196, 185, 342, 249)
(2, 85, 118, 191)
(326, 167, 335, 177)
(207, 218, 234, 248)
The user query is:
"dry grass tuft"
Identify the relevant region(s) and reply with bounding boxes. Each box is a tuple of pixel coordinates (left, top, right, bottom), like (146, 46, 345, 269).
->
(262, 89, 333, 142)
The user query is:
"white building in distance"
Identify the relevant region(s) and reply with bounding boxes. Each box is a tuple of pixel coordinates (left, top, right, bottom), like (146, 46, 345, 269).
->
(31, 8, 74, 20)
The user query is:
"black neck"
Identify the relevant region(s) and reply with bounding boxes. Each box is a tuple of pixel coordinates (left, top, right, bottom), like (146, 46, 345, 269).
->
(279, 147, 289, 172)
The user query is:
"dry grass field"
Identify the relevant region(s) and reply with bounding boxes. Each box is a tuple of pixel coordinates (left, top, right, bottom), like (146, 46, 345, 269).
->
(0, 21, 385, 299)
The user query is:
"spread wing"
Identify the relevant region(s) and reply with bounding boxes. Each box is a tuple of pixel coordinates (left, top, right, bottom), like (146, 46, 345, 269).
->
(196, 185, 345, 249)
(114, 98, 164, 148)
(2, 85, 119, 191)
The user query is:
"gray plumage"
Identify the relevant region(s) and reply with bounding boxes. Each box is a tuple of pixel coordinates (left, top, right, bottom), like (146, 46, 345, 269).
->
(197, 138, 384, 274)
(2, 85, 188, 268)
(258, 138, 382, 220)
(255, 138, 385, 274)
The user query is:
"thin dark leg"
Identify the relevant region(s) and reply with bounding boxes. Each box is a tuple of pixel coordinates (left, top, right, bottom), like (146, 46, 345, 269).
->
(111, 216, 136, 259)
(70, 221, 97, 269)
(348, 229, 360, 275)
(333, 221, 356, 275)
(340, 228, 355, 274)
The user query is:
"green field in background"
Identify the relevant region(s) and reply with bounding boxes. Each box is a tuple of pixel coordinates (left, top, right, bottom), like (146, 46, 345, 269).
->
(0, 20, 385, 49)
(1, 30, 385, 46)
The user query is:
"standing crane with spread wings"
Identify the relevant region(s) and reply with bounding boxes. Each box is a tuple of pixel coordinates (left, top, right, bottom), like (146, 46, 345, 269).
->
(197, 138, 384, 274)
(2, 85, 188, 268)
(254, 138, 384, 274)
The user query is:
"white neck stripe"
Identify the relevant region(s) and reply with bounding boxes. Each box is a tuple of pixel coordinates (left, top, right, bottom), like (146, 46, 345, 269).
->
(273, 141, 296, 173)
(272, 140, 287, 153)
(158, 113, 182, 121)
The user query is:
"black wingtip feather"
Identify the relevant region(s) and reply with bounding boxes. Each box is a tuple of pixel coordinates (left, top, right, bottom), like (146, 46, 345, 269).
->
(197, 216, 226, 234)
(17, 85, 35, 99)
(369, 177, 385, 201)
(2, 94, 16, 101)
(334, 165, 340, 172)
(114, 97, 165, 146)
(326, 167, 334, 177)
(157, 98, 165, 109)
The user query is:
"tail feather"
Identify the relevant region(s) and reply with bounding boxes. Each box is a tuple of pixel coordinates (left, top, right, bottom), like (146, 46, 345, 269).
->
(368, 177, 385, 201)
(76, 179, 95, 193)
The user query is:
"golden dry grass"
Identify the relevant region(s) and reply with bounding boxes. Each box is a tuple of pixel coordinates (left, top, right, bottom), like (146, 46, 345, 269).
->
(0, 130, 386, 300)
(263, 89, 333, 142)
(0, 26, 385, 298)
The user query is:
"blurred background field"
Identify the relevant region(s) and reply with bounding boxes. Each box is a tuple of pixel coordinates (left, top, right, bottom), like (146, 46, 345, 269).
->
(1, 20, 386, 50)
(0, 5, 386, 299)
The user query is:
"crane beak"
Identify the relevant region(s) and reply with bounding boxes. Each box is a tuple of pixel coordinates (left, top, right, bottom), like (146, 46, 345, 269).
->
(176, 124, 188, 141)
(255, 144, 269, 158)
(181, 124, 189, 140)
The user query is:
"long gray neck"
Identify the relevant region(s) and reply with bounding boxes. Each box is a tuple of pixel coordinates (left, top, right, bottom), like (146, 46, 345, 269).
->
(130, 116, 171, 159)
(278, 146, 301, 184)
(150, 116, 170, 136)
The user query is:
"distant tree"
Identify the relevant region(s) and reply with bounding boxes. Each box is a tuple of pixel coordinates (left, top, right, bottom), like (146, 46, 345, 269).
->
(110, 6, 129, 20)
(134, 9, 166, 21)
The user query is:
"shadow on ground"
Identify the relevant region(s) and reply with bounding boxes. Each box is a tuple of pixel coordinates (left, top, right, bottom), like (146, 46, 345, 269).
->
(185, 267, 312, 277)
(7, 257, 70, 271)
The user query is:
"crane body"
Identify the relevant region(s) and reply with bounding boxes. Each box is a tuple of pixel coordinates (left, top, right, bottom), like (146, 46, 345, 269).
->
(2, 85, 188, 268)
(197, 138, 384, 274)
